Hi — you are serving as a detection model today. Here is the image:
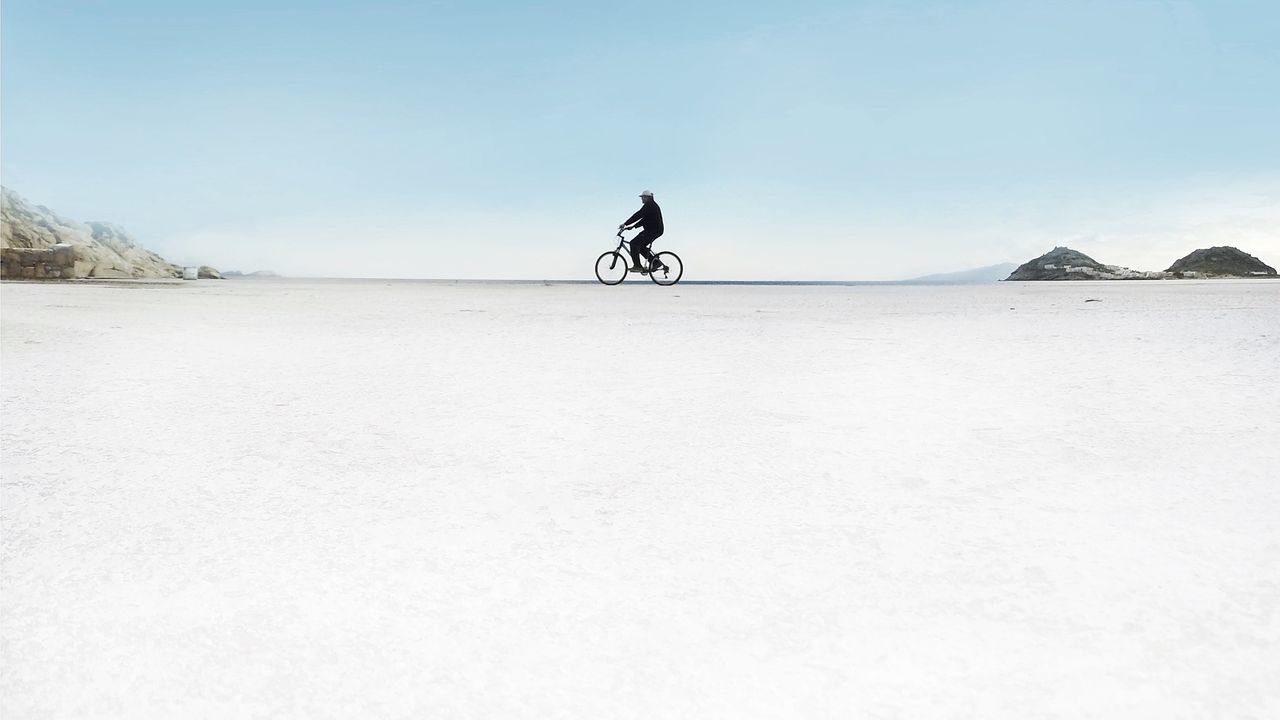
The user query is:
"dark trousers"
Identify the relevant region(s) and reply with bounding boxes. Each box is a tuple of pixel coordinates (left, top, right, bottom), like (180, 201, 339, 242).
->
(629, 229, 663, 267)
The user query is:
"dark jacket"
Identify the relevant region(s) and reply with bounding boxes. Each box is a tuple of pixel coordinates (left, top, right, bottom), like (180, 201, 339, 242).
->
(625, 200, 664, 235)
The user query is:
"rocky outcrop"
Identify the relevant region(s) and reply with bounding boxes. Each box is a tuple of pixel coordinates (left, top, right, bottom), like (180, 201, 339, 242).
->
(1, 186, 216, 280)
(198, 266, 224, 279)
(1166, 247, 1277, 277)
(1005, 247, 1165, 281)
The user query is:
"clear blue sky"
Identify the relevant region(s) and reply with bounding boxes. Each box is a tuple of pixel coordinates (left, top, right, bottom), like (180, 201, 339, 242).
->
(3, 0, 1278, 279)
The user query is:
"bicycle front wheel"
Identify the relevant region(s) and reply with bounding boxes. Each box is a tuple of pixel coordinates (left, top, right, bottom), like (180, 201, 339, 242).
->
(648, 251, 683, 286)
(595, 251, 628, 285)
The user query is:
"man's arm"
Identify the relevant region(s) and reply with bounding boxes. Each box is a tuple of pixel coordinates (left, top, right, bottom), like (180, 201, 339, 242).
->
(620, 208, 644, 229)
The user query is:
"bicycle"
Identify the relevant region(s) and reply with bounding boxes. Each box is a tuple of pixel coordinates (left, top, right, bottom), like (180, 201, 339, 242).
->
(594, 229, 684, 286)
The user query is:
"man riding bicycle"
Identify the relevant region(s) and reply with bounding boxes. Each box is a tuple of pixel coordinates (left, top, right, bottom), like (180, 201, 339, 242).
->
(619, 190, 664, 273)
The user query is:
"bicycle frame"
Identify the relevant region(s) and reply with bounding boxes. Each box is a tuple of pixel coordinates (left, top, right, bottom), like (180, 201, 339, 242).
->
(613, 230, 658, 266)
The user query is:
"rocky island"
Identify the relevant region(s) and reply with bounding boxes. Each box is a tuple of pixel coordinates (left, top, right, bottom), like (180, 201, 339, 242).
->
(1007, 246, 1277, 281)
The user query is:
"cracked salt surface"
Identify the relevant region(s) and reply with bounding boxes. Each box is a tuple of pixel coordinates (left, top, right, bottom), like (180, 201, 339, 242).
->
(3, 278, 1279, 718)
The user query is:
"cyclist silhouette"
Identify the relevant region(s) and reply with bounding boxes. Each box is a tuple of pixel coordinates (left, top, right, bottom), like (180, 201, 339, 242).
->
(619, 190, 664, 273)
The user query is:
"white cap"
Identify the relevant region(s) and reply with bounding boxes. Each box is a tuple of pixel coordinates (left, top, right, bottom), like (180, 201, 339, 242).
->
(639, 190, 654, 197)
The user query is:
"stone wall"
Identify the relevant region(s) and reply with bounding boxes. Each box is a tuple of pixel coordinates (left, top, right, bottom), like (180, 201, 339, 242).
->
(1, 243, 76, 280)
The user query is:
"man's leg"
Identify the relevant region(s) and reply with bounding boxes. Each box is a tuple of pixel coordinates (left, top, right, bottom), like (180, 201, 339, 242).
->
(644, 233, 664, 267)
(630, 230, 654, 269)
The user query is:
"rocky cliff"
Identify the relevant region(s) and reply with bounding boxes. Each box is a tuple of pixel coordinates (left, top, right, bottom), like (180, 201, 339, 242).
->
(1166, 247, 1277, 277)
(1, 187, 190, 279)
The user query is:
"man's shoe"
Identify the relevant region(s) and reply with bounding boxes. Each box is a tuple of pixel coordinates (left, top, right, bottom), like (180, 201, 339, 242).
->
(629, 265, 645, 273)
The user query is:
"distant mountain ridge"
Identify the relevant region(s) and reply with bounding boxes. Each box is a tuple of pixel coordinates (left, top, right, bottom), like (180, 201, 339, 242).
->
(905, 263, 1019, 284)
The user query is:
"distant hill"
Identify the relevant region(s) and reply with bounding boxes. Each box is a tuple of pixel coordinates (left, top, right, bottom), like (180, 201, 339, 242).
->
(1166, 247, 1277, 277)
(1006, 247, 1163, 280)
(223, 270, 282, 278)
(905, 263, 1018, 284)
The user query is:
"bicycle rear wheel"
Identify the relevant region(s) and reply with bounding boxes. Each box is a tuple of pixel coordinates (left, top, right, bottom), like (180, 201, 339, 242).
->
(648, 251, 683, 286)
(595, 251, 628, 285)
